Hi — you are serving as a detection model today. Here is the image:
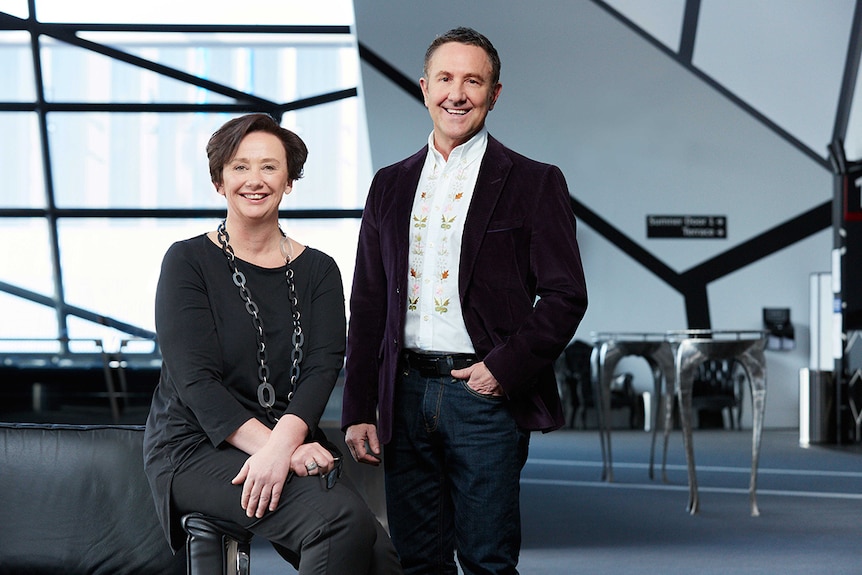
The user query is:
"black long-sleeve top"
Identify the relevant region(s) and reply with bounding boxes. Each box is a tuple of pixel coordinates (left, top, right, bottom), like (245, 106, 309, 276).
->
(143, 233, 346, 550)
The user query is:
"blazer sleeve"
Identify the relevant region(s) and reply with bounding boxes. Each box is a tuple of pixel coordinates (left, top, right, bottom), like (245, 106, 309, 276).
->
(342, 170, 389, 428)
(482, 163, 588, 394)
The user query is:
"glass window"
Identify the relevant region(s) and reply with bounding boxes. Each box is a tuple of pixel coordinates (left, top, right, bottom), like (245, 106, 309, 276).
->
(0, 292, 59, 340)
(49, 112, 229, 209)
(0, 113, 45, 208)
(54, 217, 361, 341)
(61, 32, 357, 104)
(0, 0, 28, 19)
(40, 37, 234, 104)
(0, 31, 35, 100)
(32, 0, 353, 26)
(0, 218, 53, 296)
(1, 1, 366, 354)
(64, 316, 152, 349)
(57, 218, 207, 338)
(282, 218, 361, 309)
(288, 100, 372, 211)
(48, 105, 370, 210)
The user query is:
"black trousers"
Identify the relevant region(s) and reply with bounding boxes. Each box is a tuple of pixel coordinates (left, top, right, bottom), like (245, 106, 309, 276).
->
(171, 440, 401, 575)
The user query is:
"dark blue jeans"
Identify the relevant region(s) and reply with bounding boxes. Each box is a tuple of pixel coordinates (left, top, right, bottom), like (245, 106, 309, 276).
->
(384, 365, 531, 575)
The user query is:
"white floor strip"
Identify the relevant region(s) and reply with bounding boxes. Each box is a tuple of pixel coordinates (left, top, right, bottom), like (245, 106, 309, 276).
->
(520, 477, 862, 500)
(527, 458, 862, 478)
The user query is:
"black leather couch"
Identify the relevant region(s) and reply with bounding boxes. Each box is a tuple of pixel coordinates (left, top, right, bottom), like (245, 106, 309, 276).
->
(0, 423, 184, 575)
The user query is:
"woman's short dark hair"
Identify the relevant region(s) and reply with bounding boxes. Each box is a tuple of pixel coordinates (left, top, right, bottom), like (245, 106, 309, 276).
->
(423, 27, 501, 85)
(206, 113, 308, 185)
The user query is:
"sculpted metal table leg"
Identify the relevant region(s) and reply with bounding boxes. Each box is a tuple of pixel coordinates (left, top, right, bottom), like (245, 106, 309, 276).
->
(590, 344, 608, 481)
(675, 342, 705, 514)
(646, 358, 663, 480)
(660, 385, 676, 483)
(739, 343, 767, 517)
(592, 341, 623, 482)
(673, 336, 767, 515)
(645, 342, 674, 481)
(660, 342, 677, 483)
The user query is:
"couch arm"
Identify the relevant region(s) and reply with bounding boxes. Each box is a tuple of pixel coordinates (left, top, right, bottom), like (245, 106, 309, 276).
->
(0, 423, 183, 575)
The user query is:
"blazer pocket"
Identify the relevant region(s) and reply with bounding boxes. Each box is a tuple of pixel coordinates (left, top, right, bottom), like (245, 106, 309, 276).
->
(486, 218, 524, 233)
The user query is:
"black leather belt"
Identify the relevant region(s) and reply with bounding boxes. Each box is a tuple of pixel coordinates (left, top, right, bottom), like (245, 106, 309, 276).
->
(402, 350, 478, 377)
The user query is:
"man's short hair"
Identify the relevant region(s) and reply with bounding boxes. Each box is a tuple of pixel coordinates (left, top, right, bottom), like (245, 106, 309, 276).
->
(423, 27, 501, 85)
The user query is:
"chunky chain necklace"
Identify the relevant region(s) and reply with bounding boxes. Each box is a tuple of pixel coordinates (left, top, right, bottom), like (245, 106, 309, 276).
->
(217, 220, 304, 424)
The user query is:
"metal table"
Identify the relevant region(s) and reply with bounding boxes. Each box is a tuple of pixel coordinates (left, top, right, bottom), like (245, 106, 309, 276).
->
(591, 330, 768, 515)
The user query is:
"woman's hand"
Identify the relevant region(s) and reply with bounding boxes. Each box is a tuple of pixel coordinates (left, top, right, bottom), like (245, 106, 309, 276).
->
(289, 442, 337, 478)
(230, 440, 336, 518)
(231, 440, 293, 518)
(228, 414, 325, 519)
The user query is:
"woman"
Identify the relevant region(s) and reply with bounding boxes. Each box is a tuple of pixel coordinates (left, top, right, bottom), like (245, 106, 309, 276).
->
(143, 113, 400, 574)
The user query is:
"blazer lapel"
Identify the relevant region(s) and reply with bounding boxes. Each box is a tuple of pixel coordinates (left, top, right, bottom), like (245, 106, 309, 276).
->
(394, 147, 427, 276)
(459, 137, 512, 295)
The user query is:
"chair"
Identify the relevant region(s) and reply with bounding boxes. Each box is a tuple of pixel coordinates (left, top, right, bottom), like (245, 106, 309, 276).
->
(691, 359, 744, 429)
(182, 513, 252, 575)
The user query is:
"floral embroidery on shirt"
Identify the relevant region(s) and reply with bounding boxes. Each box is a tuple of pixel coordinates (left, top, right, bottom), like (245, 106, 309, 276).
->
(408, 150, 475, 318)
(404, 130, 486, 352)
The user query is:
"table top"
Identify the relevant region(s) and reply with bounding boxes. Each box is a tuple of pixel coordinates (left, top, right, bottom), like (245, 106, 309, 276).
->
(592, 330, 768, 343)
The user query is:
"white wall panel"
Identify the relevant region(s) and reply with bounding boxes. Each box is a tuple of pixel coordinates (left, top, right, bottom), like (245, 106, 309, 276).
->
(603, 0, 686, 51)
(694, 0, 855, 156)
(575, 225, 688, 337)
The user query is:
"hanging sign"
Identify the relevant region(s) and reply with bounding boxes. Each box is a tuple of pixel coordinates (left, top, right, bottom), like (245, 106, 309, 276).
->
(646, 215, 727, 239)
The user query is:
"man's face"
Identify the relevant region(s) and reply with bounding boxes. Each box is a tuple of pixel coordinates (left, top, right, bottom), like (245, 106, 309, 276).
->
(420, 42, 501, 158)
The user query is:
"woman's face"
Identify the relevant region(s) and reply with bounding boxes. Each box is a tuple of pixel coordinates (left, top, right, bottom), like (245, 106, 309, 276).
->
(216, 131, 291, 222)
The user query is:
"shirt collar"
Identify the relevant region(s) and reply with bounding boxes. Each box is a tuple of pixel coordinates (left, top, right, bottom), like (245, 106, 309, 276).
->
(426, 127, 488, 167)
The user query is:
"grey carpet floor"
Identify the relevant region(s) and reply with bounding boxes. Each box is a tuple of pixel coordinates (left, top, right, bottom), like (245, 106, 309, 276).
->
(7, 401, 859, 573)
(246, 428, 862, 574)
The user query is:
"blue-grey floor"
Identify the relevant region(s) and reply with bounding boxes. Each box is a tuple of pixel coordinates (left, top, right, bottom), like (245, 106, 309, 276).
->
(7, 398, 859, 574)
(251, 428, 862, 574)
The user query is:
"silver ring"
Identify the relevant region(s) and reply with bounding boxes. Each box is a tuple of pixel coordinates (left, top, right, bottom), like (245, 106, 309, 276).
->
(305, 461, 318, 472)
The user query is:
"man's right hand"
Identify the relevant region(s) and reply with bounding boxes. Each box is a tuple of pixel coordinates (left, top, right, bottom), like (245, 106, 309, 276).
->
(345, 423, 383, 466)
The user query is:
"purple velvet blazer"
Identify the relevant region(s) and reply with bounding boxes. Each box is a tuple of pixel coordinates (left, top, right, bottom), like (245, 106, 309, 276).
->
(342, 136, 588, 444)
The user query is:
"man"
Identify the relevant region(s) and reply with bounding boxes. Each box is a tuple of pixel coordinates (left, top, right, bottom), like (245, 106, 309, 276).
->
(342, 27, 587, 575)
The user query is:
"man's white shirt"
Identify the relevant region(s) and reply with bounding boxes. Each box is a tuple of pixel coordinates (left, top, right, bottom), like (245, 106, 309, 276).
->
(403, 129, 488, 354)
